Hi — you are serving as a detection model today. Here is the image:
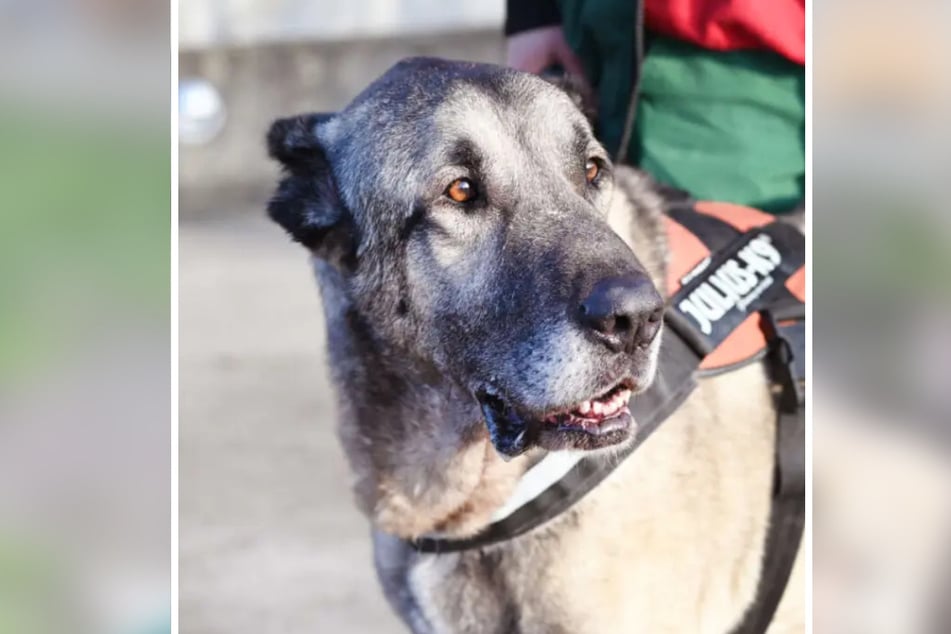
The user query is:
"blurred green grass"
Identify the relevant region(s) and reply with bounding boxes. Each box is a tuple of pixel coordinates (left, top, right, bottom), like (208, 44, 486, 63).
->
(0, 107, 170, 382)
(814, 188, 951, 415)
(814, 192, 951, 302)
(0, 535, 65, 634)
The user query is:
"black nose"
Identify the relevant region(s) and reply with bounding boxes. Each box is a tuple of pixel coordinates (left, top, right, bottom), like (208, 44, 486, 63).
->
(578, 275, 664, 352)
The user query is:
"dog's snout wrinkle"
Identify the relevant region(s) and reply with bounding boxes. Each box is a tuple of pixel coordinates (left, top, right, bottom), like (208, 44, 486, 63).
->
(578, 275, 664, 353)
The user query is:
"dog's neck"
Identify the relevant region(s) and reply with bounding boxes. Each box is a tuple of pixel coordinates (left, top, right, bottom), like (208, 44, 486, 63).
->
(313, 259, 530, 539)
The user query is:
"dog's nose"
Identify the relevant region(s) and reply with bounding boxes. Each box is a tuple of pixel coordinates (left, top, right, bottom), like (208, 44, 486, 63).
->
(578, 275, 664, 352)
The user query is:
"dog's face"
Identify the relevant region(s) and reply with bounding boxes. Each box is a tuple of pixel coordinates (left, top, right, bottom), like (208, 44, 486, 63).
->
(268, 58, 663, 457)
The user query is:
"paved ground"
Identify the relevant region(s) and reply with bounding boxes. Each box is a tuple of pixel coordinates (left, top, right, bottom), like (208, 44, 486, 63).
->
(179, 208, 403, 633)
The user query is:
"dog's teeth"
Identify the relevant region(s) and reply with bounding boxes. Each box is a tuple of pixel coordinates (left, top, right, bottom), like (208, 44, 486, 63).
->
(570, 389, 635, 420)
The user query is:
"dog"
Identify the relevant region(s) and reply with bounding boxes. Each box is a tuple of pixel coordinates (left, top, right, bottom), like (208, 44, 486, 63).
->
(266, 57, 804, 633)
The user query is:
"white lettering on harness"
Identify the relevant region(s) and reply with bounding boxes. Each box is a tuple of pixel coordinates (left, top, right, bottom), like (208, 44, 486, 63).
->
(677, 233, 782, 336)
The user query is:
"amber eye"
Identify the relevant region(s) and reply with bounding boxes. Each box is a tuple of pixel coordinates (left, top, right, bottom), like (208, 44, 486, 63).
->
(585, 158, 601, 183)
(446, 178, 478, 203)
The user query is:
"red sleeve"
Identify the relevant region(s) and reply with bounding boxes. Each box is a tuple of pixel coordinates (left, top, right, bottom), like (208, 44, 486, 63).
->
(645, 0, 805, 65)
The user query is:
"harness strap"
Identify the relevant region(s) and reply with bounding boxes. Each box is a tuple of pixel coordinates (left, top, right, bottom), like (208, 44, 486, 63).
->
(730, 312, 805, 633)
(665, 221, 804, 357)
(411, 332, 701, 554)
(668, 203, 742, 250)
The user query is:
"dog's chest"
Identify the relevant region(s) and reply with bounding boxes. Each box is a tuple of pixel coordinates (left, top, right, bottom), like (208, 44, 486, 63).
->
(406, 534, 583, 634)
(397, 391, 777, 634)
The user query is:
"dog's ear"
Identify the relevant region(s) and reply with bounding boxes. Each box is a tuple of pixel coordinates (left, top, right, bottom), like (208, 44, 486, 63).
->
(541, 72, 596, 126)
(266, 113, 354, 261)
(267, 112, 335, 172)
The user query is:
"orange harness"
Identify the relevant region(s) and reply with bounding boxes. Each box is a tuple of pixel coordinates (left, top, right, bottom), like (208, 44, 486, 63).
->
(665, 200, 805, 372)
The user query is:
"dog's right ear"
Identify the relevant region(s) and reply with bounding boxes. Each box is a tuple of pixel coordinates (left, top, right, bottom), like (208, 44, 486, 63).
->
(267, 112, 334, 173)
(266, 113, 354, 259)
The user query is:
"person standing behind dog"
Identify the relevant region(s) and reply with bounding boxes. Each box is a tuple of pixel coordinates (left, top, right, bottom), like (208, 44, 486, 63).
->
(505, 0, 805, 214)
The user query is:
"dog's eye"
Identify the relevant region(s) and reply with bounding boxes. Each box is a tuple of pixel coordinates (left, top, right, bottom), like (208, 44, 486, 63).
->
(585, 158, 601, 184)
(445, 178, 478, 203)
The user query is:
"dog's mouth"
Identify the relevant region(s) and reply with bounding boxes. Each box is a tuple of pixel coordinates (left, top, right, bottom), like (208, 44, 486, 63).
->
(476, 378, 636, 458)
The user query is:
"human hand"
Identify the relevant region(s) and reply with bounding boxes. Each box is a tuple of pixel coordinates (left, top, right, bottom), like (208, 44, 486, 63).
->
(506, 26, 589, 90)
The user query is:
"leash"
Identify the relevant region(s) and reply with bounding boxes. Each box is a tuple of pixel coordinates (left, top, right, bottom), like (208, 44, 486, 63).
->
(614, 0, 644, 164)
(730, 310, 805, 633)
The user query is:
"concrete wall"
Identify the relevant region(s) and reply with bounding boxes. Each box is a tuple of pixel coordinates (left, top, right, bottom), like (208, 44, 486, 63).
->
(180, 0, 504, 49)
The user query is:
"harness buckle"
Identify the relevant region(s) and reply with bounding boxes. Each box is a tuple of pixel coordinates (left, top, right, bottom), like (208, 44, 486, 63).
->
(762, 311, 804, 413)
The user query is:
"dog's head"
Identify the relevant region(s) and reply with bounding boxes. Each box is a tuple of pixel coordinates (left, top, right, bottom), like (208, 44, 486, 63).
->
(268, 58, 663, 458)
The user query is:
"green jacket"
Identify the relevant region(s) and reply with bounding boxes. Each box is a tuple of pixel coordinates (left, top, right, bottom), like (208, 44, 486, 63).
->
(556, 0, 805, 213)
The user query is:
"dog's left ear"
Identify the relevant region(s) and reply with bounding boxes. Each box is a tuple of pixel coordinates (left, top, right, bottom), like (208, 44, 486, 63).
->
(266, 112, 354, 260)
(542, 72, 596, 126)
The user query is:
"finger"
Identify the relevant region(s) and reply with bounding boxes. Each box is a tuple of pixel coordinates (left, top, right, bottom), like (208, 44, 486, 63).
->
(507, 47, 553, 74)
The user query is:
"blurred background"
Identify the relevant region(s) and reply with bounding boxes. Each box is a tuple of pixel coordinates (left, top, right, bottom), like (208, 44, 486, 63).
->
(813, 2, 951, 632)
(178, 2, 504, 633)
(0, 0, 170, 633)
